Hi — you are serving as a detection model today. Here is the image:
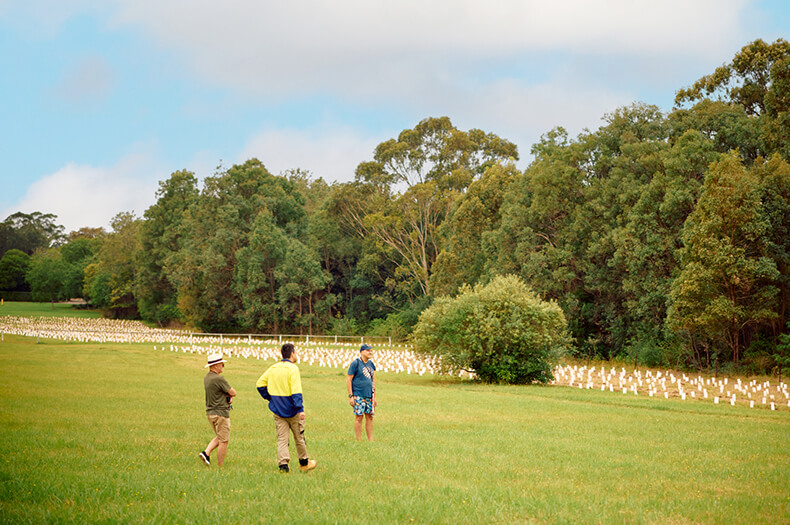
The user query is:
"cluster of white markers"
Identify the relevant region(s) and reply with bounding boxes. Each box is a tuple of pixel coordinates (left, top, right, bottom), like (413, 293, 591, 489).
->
(153, 342, 448, 377)
(2, 315, 785, 406)
(552, 364, 790, 411)
(0, 315, 451, 377)
(0, 316, 196, 344)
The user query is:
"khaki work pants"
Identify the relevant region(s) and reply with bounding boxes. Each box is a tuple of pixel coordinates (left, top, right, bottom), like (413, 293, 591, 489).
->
(273, 414, 308, 466)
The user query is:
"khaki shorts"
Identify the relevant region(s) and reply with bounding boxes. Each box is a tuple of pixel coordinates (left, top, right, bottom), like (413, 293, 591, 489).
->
(207, 415, 230, 442)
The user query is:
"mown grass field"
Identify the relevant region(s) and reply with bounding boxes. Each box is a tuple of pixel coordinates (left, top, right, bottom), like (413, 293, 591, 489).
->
(0, 301, 100, 319)
(1, 334, 789, 524)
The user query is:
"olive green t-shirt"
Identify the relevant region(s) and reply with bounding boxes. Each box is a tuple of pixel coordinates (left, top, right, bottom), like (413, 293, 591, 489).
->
(204, 372, 232, 417)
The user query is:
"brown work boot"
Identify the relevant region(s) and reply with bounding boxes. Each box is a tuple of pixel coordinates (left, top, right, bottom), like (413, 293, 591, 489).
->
(299, 459, 317, 472)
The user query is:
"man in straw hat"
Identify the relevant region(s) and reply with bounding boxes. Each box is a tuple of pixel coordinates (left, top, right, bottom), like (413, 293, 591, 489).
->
(199, 352, 236, 467)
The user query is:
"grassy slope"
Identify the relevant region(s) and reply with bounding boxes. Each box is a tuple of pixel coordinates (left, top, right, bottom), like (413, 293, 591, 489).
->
(1, 334, 789, 524)
(0, 301, 100, 319)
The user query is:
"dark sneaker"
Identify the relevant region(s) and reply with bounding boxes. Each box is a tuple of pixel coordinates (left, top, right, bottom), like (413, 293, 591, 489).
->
(199, 451, 210, 466)
(299, 459, 317, 472)
(279, 464, 290, 473)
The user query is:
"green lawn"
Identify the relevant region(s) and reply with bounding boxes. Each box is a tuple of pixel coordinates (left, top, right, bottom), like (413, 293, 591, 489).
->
(1, 334, 789, 524)
(0, 301, 100, 319)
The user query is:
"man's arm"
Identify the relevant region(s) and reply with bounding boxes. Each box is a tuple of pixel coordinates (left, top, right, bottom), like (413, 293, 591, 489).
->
(347, 374, 355, 406)
(220, 376, 236, 398)
(256, 372, 271, 400)
(290, 367, 305, 419)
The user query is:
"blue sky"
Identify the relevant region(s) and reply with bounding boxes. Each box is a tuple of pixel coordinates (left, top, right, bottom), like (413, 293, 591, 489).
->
(1, 0, 788, 233)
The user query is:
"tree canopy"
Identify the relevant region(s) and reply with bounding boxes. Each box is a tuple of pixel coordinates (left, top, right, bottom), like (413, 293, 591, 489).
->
(13, 38, 790, 374)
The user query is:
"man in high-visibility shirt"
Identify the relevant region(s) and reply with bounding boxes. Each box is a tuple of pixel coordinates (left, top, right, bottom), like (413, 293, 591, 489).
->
(256, 343, 317, 473)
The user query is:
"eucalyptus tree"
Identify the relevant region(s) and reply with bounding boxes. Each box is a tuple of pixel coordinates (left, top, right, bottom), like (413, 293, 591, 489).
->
(135, 170, 199, 325)
(487, 105, 673, 358)
(0, 211, 65, 256)
(26, 249, 66, 305)
(286, 170, 351, 329)
(83, 212, 140, 316)
(486, 127, 586, 301)
(752, 155, 790, 335)
(675, 38, 790, 116)
(668, 153, 779, 366)
(169, 159, 307, 332)
(430, 162, 518, 297)
(334, 117, 518, 305)
(26, 237, 98, 306)
(307, 195, 356, 325)
(674, 38, 790, 160)
(233, 209, 289, 333)
(275, 237, 330, 334)
(612, 130, 718, 362)
(60, 236, 100, 300)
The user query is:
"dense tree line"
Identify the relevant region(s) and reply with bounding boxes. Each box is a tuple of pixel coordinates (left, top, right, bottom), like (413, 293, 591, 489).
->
(2, 39, 789, 373)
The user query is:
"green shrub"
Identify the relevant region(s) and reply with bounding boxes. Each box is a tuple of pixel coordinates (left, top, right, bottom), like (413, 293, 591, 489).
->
(412, 274, 570, 384)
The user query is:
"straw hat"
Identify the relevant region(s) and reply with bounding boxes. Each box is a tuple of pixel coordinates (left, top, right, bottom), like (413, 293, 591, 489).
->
(205, 352, 228, 368)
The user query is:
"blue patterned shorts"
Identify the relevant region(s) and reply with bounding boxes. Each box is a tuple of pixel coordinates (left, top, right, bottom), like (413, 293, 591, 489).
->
(353, 396, 374, 416)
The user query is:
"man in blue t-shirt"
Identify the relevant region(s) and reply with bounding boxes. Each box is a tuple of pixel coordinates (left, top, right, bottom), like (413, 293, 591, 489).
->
(346, 343, 377, 441)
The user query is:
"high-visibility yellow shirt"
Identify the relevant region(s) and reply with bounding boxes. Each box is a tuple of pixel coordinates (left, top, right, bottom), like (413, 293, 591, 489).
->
(256, 360, 304, 418)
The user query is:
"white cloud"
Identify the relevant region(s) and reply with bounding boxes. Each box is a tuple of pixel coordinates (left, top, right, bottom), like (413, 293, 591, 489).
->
(103, 0, 750, 101)
(3, 0, 769, 227)
(451, 80, 634, 162)
(2, 152, 164, 233)
(239, 126, 382, 183)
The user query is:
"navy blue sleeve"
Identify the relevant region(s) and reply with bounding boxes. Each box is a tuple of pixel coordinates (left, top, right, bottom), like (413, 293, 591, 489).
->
(257, 386, 271, 400)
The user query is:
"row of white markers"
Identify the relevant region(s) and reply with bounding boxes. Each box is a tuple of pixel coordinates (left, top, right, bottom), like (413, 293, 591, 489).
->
(1, 316, 785, 408)
(552, 364, 789, 411)
(154, 343, 478, 379)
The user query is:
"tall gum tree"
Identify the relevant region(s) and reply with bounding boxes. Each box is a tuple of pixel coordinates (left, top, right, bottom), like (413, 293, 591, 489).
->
(429, 162, 518, 297)
(136, 170, 199, 325)
(668, 153, 779, 366)
(335, 117, 518, 302)
(674, 38, 790, 161)
(612, 130, 719, 353)
(169, 159, 306, 332)
(753, 155, 790, 333)
(83, 212, 141, 317)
